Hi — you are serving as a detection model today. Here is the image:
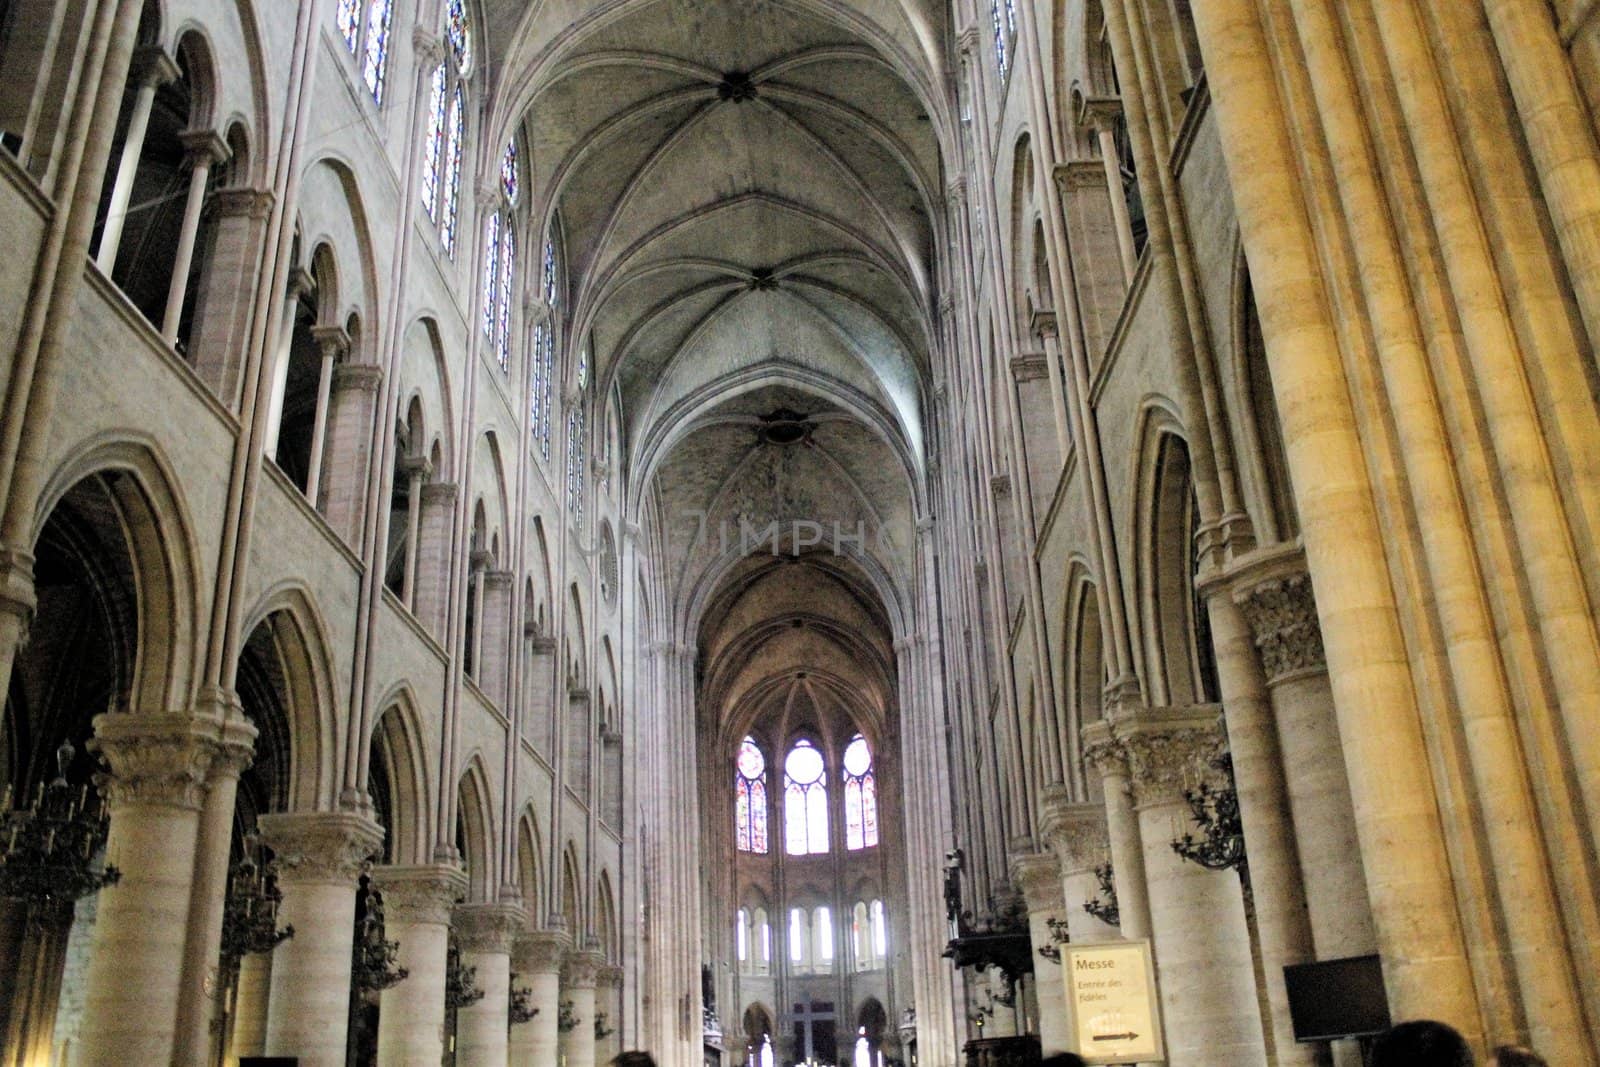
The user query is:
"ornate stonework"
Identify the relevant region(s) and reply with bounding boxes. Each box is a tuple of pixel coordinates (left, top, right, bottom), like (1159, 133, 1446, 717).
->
(1237, 572, 1326, 682)
(1007, 851, 1063, 909)
(1037, 790, 1110, 871)
(373, 864, 471, 925)
(256, 811, 384, 885)
(90, 711, 257, 810)
(453, 902, 528, 953)
(562, 950, 605, 989)
(1120, 726, 1227, 808)
(514, 929, 573, 975)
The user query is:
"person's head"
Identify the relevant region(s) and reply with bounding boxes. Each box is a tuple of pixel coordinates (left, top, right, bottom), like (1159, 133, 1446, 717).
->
(1371, 1021, 1474, 1067)
(1040, 1055, 1088, 1067)
(1491, 1047, 1547, 1067)
(611, 1054, 657, 1067)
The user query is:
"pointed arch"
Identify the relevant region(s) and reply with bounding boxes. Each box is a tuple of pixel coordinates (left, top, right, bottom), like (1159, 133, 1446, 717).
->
(368, 691, 434, 865)
(456, 755, 498, 901)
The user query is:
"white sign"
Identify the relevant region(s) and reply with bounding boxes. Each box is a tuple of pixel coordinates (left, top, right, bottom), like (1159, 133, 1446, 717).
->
(1062, 939, 1165, 1064)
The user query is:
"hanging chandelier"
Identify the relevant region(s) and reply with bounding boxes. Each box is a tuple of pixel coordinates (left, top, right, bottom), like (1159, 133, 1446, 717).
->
(509, 974, 539, 1025)
(1083, 863, 1120, 928)
(351, 872, 409, 993)
(0, 741, 120, 919)
(219, 831, 294, 964)
(1170, 756, 1246, 873)
(445, 942, 484, 1009)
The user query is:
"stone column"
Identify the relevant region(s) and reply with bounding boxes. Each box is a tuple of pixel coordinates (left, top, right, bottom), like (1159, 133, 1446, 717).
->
(1121, 711, 1267, 1067)
(559, 950, 603, 1067)
(398, 455, 431, 609)
(1038, 789, 1120, 947)
(228, 952, 272, 1061)
(372, 864, 468, 1067)
(478, 569, 514, 708)
(262, 266, 315, 462)
(596, 965, 624, 1065)
(1053, 159, 1130, 363)
(1233, 565, 1374, 961)
(414, 482, 459, 638)
(1079, 98, 1140, 284)
(525, 635, 557, 754)
(1010, 350, 1064, 525)
(304, 325, 349, 508)
(95, 46, 178, 272)
(1081, 723, 1152, 942)
(453, 903, 524, 1067)
(511, 930, 569, 1066)
(161, 129, 228, 344)
(257, 812, 384, 1067)
(1009, 851, 1069, 1055)
(319, 363, 384, 545)
(188, 187, 275, 403)
(76, 712, 244, 1066)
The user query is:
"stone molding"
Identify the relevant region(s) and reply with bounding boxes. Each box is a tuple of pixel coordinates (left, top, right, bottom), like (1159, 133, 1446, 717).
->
(372, 864, 470, 925)
(1007, 851, 1063, 910)
(514, 929, 572, 974)
(422, 481, 459, 506)
(1055, 159, 1107, 192)
(562, 949, 606, 989)
(1037, 789, 1110, 871)
(89, 711, 258, 811)
(310, 323, 351, 359)
(1079, 720, 1127, 780)
(1080, 709, 1226, 807)
(1236, 572, 1326, 682)
(177, 128, 230, 167)
(453, 902, 528, 953)
(1010, 353, 1050, 382)
(596, 965, 625, 989)
(333, 363, 384, 393)
(257, 811, 384, 886)
(208, 187, 275, 219)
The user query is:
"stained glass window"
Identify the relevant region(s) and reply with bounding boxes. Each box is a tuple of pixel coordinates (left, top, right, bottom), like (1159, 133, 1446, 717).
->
(446, 0, 472, 73)
(481, 213, 500, 338)
(784, 739, 829, 855)
(536, 238, 559, 459)
(531, 323, 547, 434)
(337, 0, 361, 51)
(502, 143, 520, 204)
(871, 898, 887, 956)
(815, 906, 833, 967)
(567, 407, 586, 523)
(577, 343, 589, 391)
(440, 87, 464, 257)
(736, 738, 769, 854)
(497, 228, 516, 371)
(540, 331, 554, 458)
(543, 239, 558, 306)
(362, 0, 394, 102)
(991, 0, 1008, 78)
(843, 734, 877, 850)
(421, 67, 447, 222)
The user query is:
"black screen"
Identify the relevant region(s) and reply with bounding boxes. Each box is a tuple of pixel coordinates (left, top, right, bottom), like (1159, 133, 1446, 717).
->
(1283, 955, 1392, 1042)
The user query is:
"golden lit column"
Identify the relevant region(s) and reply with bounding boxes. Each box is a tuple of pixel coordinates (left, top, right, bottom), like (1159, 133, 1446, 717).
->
(257, 812, 384, 1067)
(372, 864, 468, 1067)
(508, 933, 564, 1066)
(1187, 0, 1481, 1032)
(1037, 791, 1119, 948)
(453, 903, 525, 1067)
(1121, 710, 1268, 1067)
(1009, 851, 1070, 1055)
(75, 712, 247, 1066)
(559, 949, 603, 1067)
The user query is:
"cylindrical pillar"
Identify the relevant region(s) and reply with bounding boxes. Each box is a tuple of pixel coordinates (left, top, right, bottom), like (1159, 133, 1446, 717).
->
(1009, 852, 1069, 1055)
(511, 931, 569, 1066)
(1039, 791, 1120, 948)
(95, 47, 178, 272)
(1087, 106, 1139, 284)
(229, 951, 273, 1061)
(303, 326, 349, 506)
(559, 951, 602, 1067)
(77, 712, 246, 1066)
(257, 812, 384, 1067)
(453, 903, 524, 1067)
(262, 267, 314, 461)
(596, 965, 624, 1066)
(161, 130, 227, 344)
(399, 456, 430, 608)
(1123, 712, 1268, 1067)
(1081, 723, 1152, 941)
(372, 864, 469, 1067)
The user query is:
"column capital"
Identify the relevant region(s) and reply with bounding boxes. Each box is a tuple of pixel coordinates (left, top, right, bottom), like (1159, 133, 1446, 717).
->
(1029, 308, 1059, 341)
(208, 186, 275, 219)
(421, 481, 459, 507)
(1037, 789, 1110, 871)
(310, 323, 351, 360)
(1112, 708, 1226, 808)
(956, 26, 981, 57)
(513, 929, 572, 975)
(1009, 352, 1049, 382)
(130, 45, 181, 90)
(400, 454, 433, 480)
(562, 949, 606, 989)
(257, 811, 384, 885)
(1054, 159, 1107, 192)
(1233, 565, 1325, 683)
(90, 710, 258, 810)
(454, 902, 529, 953)
(1007, 851, 1062, 910)
(332, 363, 384, 393)
(1076, 95, 1123, 132)
(177, 128, 230, 168)
(412, 27, 446, 67)
(596, 965, 624, 989)
(372, 863, 470, 925)
(285, 263, 317, 302)
(529, 634, 558, 653)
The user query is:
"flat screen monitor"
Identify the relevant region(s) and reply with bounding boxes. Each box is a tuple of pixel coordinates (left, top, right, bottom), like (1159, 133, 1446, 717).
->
(1283, 954, 1392, 1042)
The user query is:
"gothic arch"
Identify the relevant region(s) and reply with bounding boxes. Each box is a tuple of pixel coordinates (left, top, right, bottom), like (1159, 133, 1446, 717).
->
(595, 869, 619, 963)
(368, 691, 434, 865)
(516, 806, 545, 920)
(456, 755, 498, 902)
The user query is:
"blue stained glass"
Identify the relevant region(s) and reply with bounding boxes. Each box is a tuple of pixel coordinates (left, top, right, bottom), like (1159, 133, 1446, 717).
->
(501, 143, 520, 204)
(541, 341, 554, 458)
(481, 213, 500, 339)
(446, 0, 472, 74)
(498, 228, 516, 371)
(337, 0, 360, 52)
(543, 239, 558, 306)
(441, 87, 464, 257)
(531, 324, 546, 433)
(421, 65, 446, 220)
(1005, 0, 1017, 34)
(991, 0, 1007, 78)
(363, 0, 394, 102)
(577, 344, 589, 390)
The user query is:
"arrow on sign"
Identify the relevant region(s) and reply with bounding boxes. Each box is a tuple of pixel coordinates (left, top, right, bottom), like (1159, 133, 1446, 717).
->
(1092, 1032, 1140, 1042)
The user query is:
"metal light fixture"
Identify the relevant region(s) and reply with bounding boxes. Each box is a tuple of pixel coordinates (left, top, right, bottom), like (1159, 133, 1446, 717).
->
(1083, 863, 1120, 928)
(445, 943, 484, 1009)
(1036, 917, 1071, 964)
(595, 1011, 615, 1040)
(0, 741, 120, 920)
(557, 999, 579, 1033)
(351, 872, 409, 993)
(1171, 757, 1246, 873)
(219, 831, 294, 965)
(509, 974, 539, 1025)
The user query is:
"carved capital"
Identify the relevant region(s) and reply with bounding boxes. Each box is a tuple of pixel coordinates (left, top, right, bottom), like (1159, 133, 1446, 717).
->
(1054, 160, 1107, 192)
(90, 711, 257, 811)
(1030, 308, 1059, 341)
(1076, 95, 1124, 132)
(1079, 720, 1127, 781)
(177, 128, 230, 168)
(562, 949, 605, 989)
(1116, 711, 1226, 808)
(257, 811, 384, 886)
(333, 363, 384, 393)
(1007, 851, 1062, 910)
(422, 481, 459, 507)
(454, 902, 528, 953)
(412, 27, 446, 67)
(1037, 789, 1109, 871)
(310, 324, 351, 361)
(130, 46, 181, 90)
(372, 864, 470, 925)
(400, 454, 433, 480)
(514, 929, 572, 974)
(207, 187, 276, 219)
(1010, 353, 1049, 383)
(597, 964, 625, 989)
(1236, 572, 1326, 682)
